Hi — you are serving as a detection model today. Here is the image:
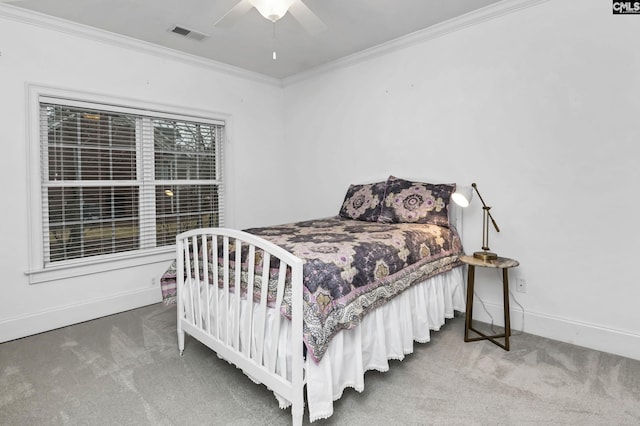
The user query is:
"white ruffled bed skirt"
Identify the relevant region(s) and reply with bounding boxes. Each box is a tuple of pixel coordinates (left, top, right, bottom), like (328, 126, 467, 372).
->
(304, 266, 465, 421)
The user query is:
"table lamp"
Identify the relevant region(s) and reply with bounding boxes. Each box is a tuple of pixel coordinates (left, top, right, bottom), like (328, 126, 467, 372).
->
(452, 183, 500, 261)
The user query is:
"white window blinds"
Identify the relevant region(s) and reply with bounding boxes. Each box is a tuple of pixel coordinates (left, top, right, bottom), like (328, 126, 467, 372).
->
(39, 99, 224, 266)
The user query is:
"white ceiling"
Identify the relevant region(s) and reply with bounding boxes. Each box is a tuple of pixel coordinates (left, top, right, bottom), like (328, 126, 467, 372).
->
(5, 0, 504, 79)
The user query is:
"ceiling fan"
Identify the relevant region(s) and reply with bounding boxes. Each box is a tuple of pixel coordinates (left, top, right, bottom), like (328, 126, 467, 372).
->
(215, 0, 327, 36)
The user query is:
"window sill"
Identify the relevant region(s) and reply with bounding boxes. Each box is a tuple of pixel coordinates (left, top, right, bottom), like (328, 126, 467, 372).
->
(26, 247, 176, 284)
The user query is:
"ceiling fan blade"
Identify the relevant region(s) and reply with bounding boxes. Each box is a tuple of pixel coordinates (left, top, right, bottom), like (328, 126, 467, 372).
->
(214, 0, 253, 28)
(288, 0, 327, 35)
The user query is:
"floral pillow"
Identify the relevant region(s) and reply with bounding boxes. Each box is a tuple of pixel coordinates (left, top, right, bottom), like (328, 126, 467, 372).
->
(378, 176, 455, 227)
(339, 181, 388, 222)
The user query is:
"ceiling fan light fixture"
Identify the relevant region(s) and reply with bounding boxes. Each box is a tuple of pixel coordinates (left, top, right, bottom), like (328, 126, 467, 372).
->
(249, 0, 295, 22)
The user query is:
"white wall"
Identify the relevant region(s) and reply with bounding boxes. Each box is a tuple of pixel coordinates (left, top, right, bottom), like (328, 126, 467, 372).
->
(0, 7, 287, 342)
(283, 0, 640, 360)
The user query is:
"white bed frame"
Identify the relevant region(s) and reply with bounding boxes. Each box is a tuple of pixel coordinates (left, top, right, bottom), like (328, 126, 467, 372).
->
(176, 228, 306, 425)
(176, 206, 463, 425)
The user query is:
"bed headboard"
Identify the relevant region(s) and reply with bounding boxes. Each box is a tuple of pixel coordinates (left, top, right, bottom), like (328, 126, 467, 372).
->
(449, 198, 464, 238)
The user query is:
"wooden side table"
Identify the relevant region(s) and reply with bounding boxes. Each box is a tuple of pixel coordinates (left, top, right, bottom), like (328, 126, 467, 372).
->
(460, 255, 519, 351)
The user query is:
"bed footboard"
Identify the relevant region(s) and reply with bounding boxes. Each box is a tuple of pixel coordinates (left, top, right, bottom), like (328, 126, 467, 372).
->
(176, 228, 305, 425)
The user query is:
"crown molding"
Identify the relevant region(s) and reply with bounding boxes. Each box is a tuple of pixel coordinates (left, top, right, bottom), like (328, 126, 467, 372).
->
(0, 3, 282, 87)
(282, 0, 550, 87)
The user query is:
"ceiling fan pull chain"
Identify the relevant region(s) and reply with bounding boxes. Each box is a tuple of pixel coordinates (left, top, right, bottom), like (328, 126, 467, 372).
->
(272, 21, 277, 60)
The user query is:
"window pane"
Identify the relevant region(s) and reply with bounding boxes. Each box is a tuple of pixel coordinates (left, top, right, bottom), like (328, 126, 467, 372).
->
(45, 105, 136, 182)
(155, 184, 219, 247)
(47, 186, 139, 262)
(153, 119, 217, 181)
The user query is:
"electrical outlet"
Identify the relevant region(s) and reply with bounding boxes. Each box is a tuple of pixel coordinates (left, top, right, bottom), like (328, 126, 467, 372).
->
(151, 277, 157, 286)
(516, 277, 527, 293)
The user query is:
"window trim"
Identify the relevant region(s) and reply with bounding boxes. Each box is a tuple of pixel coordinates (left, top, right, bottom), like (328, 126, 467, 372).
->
(25, 84, 231, 284)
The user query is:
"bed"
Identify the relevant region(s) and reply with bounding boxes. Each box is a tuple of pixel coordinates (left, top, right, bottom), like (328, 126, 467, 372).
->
(160, 176, 467, 424)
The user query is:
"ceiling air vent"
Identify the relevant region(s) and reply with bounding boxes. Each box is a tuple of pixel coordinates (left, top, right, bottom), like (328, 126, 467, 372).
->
(170, 25, 208, 41)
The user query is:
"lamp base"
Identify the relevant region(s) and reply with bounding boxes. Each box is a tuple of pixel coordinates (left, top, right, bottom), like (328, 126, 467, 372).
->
(473, 251, 498, 261)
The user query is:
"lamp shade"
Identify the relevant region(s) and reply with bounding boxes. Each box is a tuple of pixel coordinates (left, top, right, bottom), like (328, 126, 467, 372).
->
(452, 185, 473, 208)
(249, 0, 295, 22)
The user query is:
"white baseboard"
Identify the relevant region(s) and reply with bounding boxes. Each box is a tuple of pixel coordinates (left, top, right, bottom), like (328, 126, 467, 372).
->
(471, 300, 640, 361)
(0, 287, 162, 343)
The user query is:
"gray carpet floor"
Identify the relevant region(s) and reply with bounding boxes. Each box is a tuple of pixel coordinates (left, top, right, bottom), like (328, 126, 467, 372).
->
(1, 303, 639, 425)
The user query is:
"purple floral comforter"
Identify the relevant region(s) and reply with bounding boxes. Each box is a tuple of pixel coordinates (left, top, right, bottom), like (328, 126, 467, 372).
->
(162, 216, 463, 362)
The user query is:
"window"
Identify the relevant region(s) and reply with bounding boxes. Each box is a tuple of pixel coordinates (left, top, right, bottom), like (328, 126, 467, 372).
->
(38, 97, 225, 268)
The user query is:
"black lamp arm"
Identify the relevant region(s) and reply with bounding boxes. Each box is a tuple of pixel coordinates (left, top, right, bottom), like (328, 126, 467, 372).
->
(471, 183, 500, 233)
